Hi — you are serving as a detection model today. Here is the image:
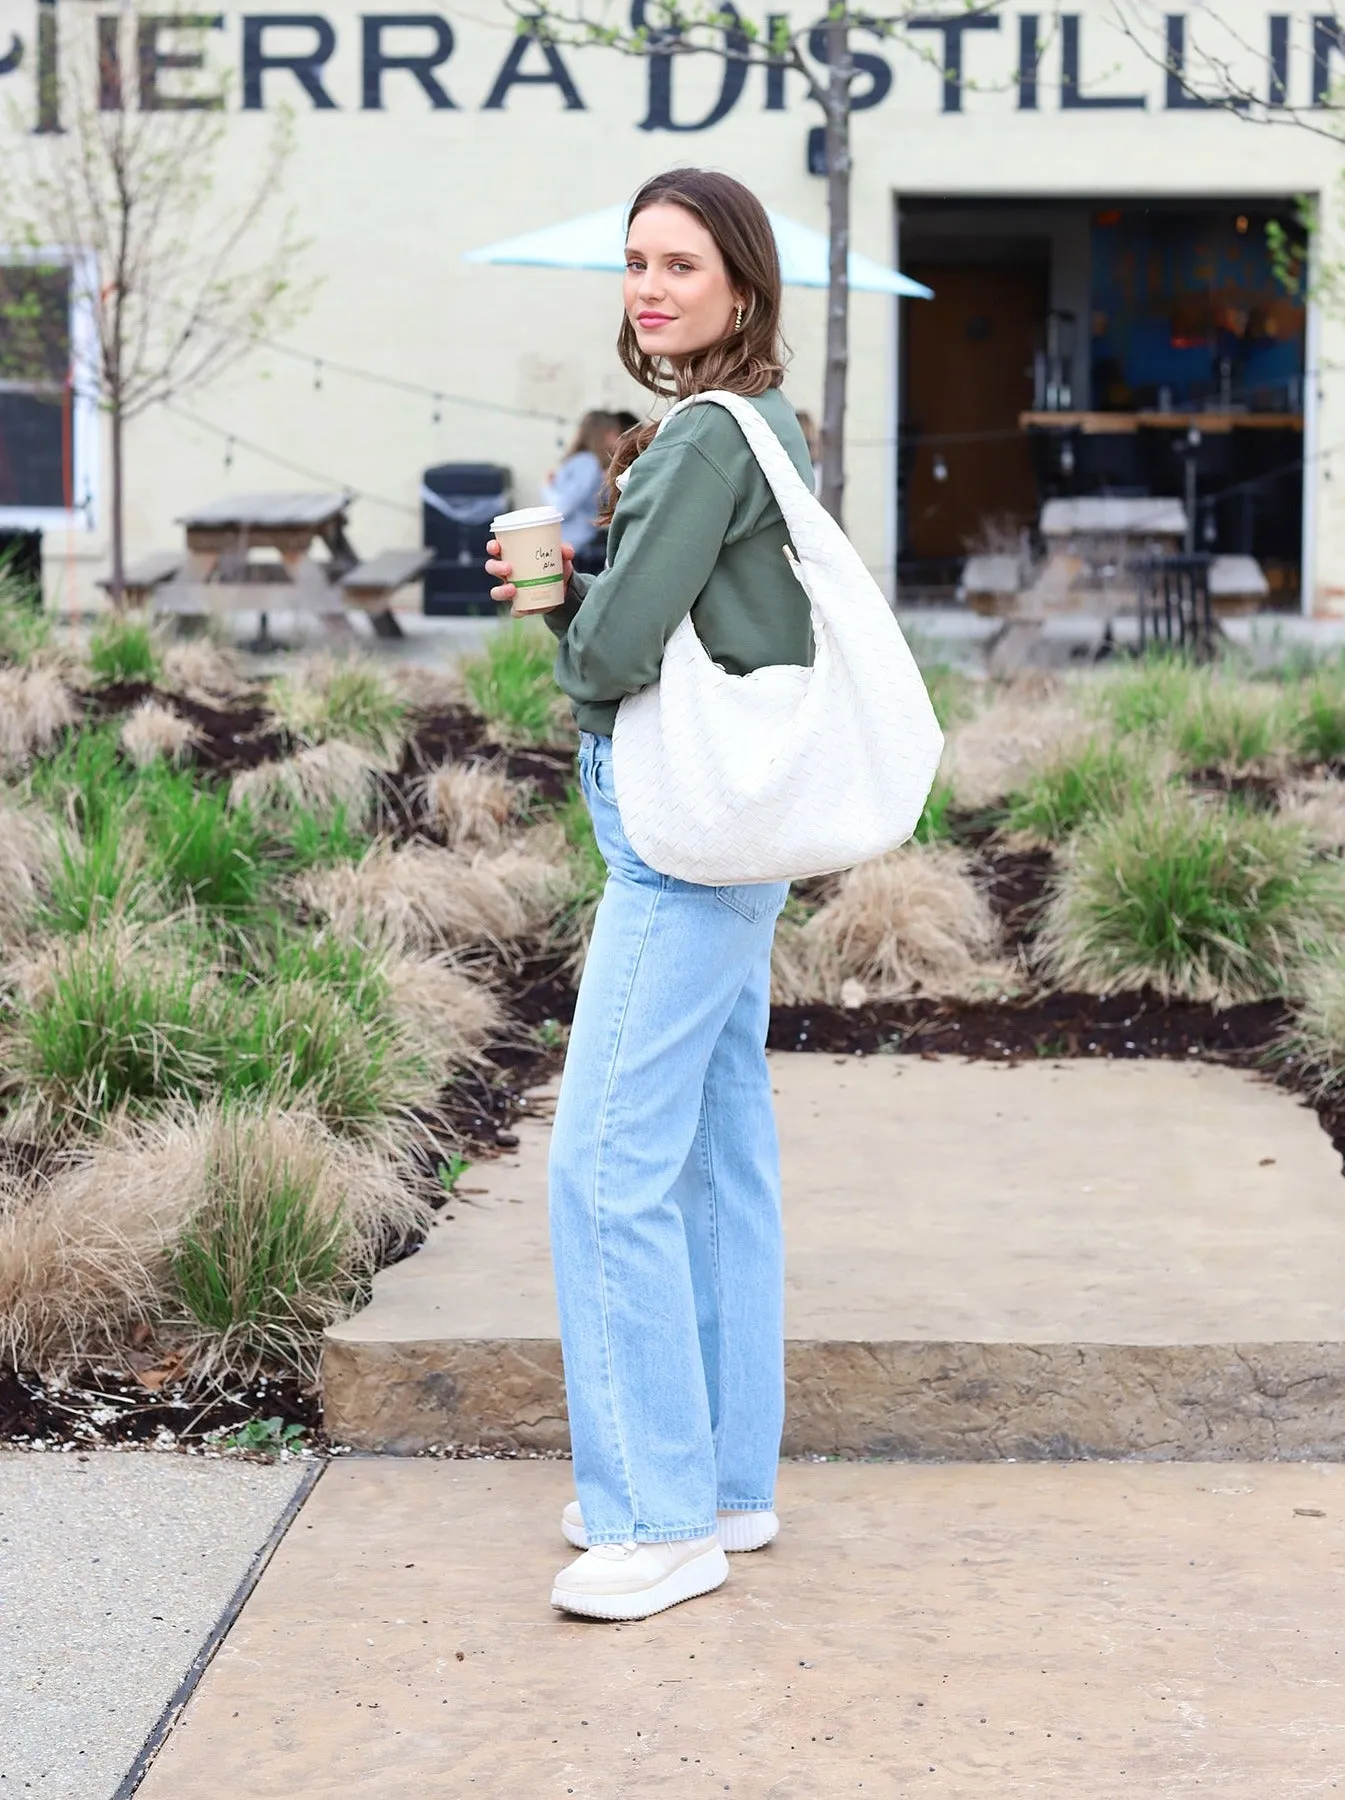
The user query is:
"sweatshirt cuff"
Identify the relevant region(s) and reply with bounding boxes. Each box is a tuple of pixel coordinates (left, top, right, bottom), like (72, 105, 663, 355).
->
(542, 573, 593, 638)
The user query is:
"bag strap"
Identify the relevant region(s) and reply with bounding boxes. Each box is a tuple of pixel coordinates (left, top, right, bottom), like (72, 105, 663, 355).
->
(656, 391, 823, 543)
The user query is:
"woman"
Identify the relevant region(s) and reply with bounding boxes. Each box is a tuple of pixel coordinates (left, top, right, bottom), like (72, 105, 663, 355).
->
(486, 169, 814, 1623)
(540, 409, 618, 574)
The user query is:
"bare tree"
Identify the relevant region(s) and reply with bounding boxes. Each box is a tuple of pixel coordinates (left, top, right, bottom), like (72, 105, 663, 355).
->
(516, 2, 1016, 528)
(0, 8, 306, 603)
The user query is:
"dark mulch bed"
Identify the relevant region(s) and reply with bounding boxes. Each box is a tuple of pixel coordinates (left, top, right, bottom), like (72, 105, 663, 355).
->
(767, 989, 1289, 1063)
(0, 1363, 320, 1450)
(83, 681, 291, 771)
(80, 686, 580, 843)
(981, 847, 1055, 946)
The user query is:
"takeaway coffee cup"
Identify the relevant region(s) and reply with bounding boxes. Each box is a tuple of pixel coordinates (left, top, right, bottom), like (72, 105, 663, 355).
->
(491, 504, 566, 615)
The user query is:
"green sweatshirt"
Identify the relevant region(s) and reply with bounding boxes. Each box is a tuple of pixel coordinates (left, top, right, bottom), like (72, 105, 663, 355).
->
(544, 387, 815, 737)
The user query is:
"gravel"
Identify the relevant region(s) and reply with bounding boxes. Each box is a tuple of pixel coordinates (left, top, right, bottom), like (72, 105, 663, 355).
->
(0, 1449, 310, 1799)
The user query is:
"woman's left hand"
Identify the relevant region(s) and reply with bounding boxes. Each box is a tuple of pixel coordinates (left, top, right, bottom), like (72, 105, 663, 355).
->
(485, 537, 577, 606)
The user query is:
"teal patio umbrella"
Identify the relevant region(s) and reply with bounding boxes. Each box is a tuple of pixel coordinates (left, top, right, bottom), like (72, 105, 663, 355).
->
(463, 203, 932, 298)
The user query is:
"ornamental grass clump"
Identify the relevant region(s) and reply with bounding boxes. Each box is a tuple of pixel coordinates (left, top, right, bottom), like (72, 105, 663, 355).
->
(119, 699, 201, 769)
(1000, 738, 1166, 846)
(1278, 776, 1345, 852)
(0, 576, 53, 667)
(1039, 791, 1345, 1004)
(231, 740, 380, 827)
(942, 681, 1089, 810)
(28, 719, 132, 835)
(295, 839, 569, 954)
(44, 810, 155, 935)
(1167, 674, 1294, 774)
(1092, 653, 1199, 736)
(88, 613, 160, 687)
(1291, 666, 1345, 765)
(220, 978, 436, 1144)
(266, 657, 409, 766)
(165, 1105, 426, 1378)
(0, 667, 78, 764)
(1284, 946, 1345, 1093)
(0, 1136, 184, 1373)
(137, 772, 267, 922)
(771, 842, 1007, 1005)
(0, 798, 56, 939)
(461, 621, 571, 747)
(421, 761, 531, 851)
(4, 932, 221, 1133)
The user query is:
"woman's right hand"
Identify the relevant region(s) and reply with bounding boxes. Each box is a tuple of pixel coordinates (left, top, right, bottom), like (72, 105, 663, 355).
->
(485, 537, 576, 606)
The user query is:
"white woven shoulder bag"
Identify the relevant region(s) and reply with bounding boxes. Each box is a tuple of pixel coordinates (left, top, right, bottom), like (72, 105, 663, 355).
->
(611, 390, 944, 885)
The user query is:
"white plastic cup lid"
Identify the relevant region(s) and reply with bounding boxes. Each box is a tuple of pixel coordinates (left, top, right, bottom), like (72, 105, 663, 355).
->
(492, 505, 563, 533)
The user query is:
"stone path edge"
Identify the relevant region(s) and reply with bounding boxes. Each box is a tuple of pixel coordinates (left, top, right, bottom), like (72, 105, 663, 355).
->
(321, 1339, 1345, 1461)
(112, 1461, 325, 1800)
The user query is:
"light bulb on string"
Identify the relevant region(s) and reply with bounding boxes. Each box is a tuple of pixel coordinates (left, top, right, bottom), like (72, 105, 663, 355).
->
(432, 393, 443, 426)
(313, 360, 323, 392)
(932, 453, 948, 483)
(224, 435, 234, 472)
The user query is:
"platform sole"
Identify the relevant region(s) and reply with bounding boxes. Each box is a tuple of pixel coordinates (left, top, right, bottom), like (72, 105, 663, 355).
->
(550, 1542, 730, 1621)
(562, 1507, 778, 1554)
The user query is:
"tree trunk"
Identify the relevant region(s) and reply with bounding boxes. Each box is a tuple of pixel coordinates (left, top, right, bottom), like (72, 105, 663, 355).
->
(109, 402, 125, 607)
(819, 16, 852, 527)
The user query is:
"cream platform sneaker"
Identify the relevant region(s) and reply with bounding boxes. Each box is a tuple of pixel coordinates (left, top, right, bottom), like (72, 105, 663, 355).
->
(562, 1500, 778, 1554)
(550, 1537, 729, 1621)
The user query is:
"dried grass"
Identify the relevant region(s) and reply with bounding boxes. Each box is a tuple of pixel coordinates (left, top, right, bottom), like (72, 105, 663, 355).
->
(770, 844, 1010, 1004)
(0, 1101, 429, 1377)
(385, 953, 503, 1070)
(0, 799, 56, 939)
(230, 740, 378, 824)
(120, 700, 202, 769)
(1278, 777, 1345, 851)
(1285, 946, 1345, 1093)
(0, 1123, 190, 1372)
(159, 638, 252, 704)
(942, 683, 1091, 810)
(295, 840, 569, 953)
(265, 655, 409, 767)
(0, 668, 77, 764)
(389, 661, 467, 714)
(421, 761, 532, 851)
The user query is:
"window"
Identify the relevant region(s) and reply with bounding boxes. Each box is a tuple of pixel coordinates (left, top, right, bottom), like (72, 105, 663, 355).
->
(0, 250, 99, 530)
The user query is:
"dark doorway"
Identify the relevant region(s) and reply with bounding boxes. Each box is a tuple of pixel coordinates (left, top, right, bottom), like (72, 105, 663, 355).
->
(900, 259, 1047, 572)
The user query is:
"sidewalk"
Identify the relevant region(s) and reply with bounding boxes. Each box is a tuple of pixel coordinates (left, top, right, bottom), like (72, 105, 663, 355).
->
(0, 1450, 311, 1799)
(133, 1455, 1345, 1798)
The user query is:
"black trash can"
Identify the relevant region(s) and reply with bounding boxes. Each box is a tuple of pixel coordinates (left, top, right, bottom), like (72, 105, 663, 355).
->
(0, 529, 43, 602)
(422, 462, 512, 617)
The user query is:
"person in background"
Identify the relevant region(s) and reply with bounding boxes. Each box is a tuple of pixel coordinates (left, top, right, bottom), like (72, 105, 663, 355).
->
(542, 410, 619, 574)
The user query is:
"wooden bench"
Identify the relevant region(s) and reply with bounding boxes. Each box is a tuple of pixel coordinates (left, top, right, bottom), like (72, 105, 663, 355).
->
(97, 551, 185, 608)
(339, 547, 435, 638)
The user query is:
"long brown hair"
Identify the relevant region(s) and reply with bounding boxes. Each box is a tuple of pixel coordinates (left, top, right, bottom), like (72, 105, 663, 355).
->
(565, 409, 618, 464)
(599, 169, 787, 522)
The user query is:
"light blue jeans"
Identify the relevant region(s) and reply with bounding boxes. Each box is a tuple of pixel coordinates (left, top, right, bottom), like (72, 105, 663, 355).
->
(548, 731, 790, 1547)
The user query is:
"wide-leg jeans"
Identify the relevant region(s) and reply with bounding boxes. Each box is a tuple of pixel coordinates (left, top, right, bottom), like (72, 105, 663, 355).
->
(548, 730, 790, 1547)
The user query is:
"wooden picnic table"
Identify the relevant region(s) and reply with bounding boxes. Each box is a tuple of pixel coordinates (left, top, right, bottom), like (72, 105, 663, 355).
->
(110, 491, 432, 644)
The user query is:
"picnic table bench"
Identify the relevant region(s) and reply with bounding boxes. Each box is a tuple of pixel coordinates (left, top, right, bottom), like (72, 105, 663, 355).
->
(105, 492, 431, 645)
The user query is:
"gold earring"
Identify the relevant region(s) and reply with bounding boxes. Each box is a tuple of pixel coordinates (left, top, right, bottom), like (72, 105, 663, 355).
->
(734, 305, 744, 332)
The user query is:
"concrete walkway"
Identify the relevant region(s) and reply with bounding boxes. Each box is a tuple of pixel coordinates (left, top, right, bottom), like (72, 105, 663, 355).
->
(0, 1450, 309, 1800)
(325, 1055, 1345, 1458)
(135, 1456, 1345, 1799)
